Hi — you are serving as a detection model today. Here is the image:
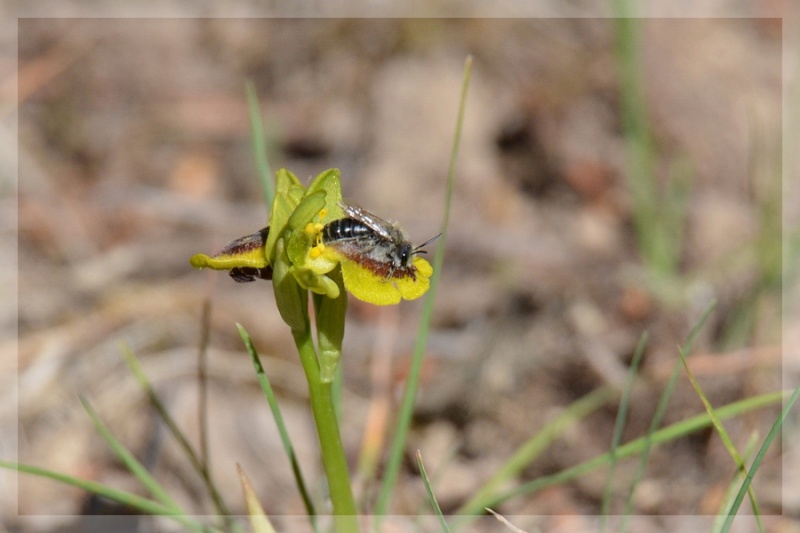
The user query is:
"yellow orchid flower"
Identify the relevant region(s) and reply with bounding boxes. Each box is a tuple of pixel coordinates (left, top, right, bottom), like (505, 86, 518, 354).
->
(190, 168, 436, 307)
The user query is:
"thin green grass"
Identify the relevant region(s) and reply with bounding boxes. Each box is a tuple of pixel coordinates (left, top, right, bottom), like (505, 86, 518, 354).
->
(417, 450, 451, 533)
(374, 55, 473, 523)
(198, 299, 212, 474)
(599, 332, 648, 531)
(456, 386, 615, 517)
(720, 385, 800, 533)
(452, 389, 784, 531)
(246, 80, 275, 209)
(711, 432, 760, 533)
(717, 107, 782, 350)
(0, 459, 210, 532)
(619, 301, 717, 531)
(4, 341, 242, 533)
(120, 345, 234, 525)
(79, 396, 184, 515)
(457, 305, 714, 531)
(413, 442, 460, 526)
(237, 323, 317, 531)
(678, 345, 764, 532)
(613, 2, 691, 280)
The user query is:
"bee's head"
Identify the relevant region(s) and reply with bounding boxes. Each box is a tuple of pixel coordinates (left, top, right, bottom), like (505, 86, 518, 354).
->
(398, 242, 413, 267)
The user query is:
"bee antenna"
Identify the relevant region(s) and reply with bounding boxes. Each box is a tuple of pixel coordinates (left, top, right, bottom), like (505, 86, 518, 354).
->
(414, 233, 442, 252)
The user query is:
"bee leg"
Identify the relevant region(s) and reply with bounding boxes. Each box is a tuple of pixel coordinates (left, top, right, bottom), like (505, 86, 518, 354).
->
(384, 255, 396, 281)
(229, 266, 273, 282)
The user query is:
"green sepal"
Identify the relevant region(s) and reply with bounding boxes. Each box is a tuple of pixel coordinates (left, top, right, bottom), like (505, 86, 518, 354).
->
(277, 168, 306, 209)
(264, 169, 306, 265)
(271, 238, 309, 334)
(306, 168, 345, 220)
(275, 167, 303, 196)
(316, 265, 347, 383)
(264, 195, 290, 265)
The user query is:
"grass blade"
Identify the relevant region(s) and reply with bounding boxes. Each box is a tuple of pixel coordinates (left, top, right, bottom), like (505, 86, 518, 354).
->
(720, 385, 800, 533)
(416, 450, 451, 533)
(712, 432, 760, 533)
(502, 393, 781, 503)
(613, 2, 689, 276)
(452, 389, 784, 531)
(620, 300, 716, 531)
(120, 344, 233, 521)
(599, 332, 648, 531)
(246, 80, 275, 209)
(79, 396, 183, 514)
(374, 55, 472, 521)
(237, 323, 317, 527)
(198, 298, 212, 471)
(0, 460, 208, 533)
(456, 386, 614, 516)
(678, 346, 764, 531)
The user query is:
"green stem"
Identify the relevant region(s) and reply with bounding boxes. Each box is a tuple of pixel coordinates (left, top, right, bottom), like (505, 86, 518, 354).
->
(292, 328, 360, 532)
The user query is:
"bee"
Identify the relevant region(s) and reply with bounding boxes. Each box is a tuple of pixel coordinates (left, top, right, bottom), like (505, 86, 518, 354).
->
(322, 201, 440, 281)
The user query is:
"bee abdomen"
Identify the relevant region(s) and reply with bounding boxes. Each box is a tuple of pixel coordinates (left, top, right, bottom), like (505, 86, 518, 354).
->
(322, 218, 373, 242)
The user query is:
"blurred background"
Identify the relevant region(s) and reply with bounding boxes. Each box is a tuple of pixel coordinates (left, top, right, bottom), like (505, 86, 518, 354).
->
(4, 12, 797, 533)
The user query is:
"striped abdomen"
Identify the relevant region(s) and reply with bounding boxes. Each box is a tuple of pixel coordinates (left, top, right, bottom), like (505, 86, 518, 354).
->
(322, 218, 376, 243)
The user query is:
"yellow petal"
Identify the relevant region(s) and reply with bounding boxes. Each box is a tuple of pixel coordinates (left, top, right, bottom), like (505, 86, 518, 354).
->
(394, 257, 432, 301)
(340, 256, 433, 306)
(341, 261, 401, 305)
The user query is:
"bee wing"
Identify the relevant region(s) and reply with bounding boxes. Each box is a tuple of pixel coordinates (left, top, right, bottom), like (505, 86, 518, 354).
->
(338, 200, 395, 241)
